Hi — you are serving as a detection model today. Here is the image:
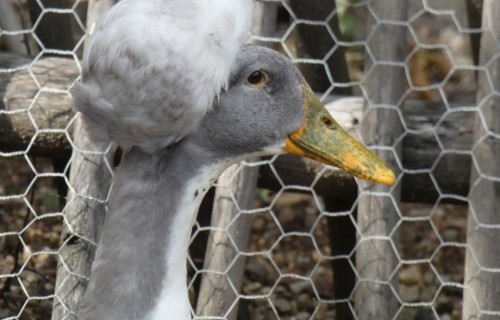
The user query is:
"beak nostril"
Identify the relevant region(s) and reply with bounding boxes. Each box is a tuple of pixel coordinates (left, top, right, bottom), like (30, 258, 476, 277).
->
(322, 116, 334, 128)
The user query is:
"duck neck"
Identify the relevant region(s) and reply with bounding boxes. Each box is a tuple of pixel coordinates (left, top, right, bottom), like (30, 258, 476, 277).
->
(78, 141, 227, 320)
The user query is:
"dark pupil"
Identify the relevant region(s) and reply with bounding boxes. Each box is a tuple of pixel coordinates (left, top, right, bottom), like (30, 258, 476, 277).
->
(248, 71, 263, 84)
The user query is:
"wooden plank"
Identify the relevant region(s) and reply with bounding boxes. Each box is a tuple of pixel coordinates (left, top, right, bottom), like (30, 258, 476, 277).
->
(50, 1, 114, 319)
(463, 1, 500, 318)
(0, 52, 78, 159)
(353, 1, 408, 319)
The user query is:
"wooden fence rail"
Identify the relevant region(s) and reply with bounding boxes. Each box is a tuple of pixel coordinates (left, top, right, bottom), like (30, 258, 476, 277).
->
(0, 52, 473, 204)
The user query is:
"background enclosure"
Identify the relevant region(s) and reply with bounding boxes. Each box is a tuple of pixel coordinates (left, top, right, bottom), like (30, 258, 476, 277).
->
(0, 0, 499, 319)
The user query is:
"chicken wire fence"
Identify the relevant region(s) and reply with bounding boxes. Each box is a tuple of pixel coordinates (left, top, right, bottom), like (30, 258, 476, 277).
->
(0, 0, 499, 319)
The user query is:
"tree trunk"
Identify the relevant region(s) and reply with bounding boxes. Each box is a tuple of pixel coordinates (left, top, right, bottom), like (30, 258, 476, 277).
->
(462, 1, 500, 319)
(354, 1, 408, 319)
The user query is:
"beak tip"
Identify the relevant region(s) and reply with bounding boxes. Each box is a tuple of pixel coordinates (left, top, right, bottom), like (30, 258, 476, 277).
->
(373, 169, 396, 186)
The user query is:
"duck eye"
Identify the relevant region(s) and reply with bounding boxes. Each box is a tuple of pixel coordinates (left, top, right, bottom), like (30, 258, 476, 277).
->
(246, 70, 268, 87)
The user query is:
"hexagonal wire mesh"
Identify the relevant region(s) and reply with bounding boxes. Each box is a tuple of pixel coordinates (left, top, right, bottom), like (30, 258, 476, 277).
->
(0, 0, 499, 319)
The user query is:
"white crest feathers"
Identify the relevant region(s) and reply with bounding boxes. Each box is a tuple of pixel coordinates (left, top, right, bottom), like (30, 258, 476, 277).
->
(74, 0, 254, 153)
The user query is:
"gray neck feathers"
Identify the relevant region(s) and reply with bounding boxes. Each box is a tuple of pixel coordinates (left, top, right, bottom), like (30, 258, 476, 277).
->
(78, 140, 226, 320)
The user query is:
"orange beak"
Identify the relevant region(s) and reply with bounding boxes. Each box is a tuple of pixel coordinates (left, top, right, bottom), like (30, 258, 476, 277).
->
(284, 86, 395, 186)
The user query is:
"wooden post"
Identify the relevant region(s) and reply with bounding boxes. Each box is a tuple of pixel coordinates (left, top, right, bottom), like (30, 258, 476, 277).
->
(251, 0, 278, 38)
(27, 0, 78, 51)
(195, 5, 277, 318)
(0, 1, 33, 54)
(50, 124, 113, 320)
(324, 195, 357, 320)
(85, 0, 114, 39)
(195, 164, 259, 319)
(354, 0, 408, 319)
(51, 1, 114, 319)
(465, 0, 483, 67)
(287, 0, 352, 95)
(463, 1, 500, 318)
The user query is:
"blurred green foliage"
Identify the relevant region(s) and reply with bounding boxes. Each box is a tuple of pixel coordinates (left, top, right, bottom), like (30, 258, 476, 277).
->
(335, 0, 362, 41)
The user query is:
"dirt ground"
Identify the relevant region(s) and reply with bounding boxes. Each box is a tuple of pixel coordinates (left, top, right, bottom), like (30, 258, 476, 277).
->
(0, 157, 466, 320)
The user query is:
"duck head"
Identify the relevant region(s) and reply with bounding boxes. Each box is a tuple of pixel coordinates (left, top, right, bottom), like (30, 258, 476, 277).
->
(195, 45, 395, 186)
